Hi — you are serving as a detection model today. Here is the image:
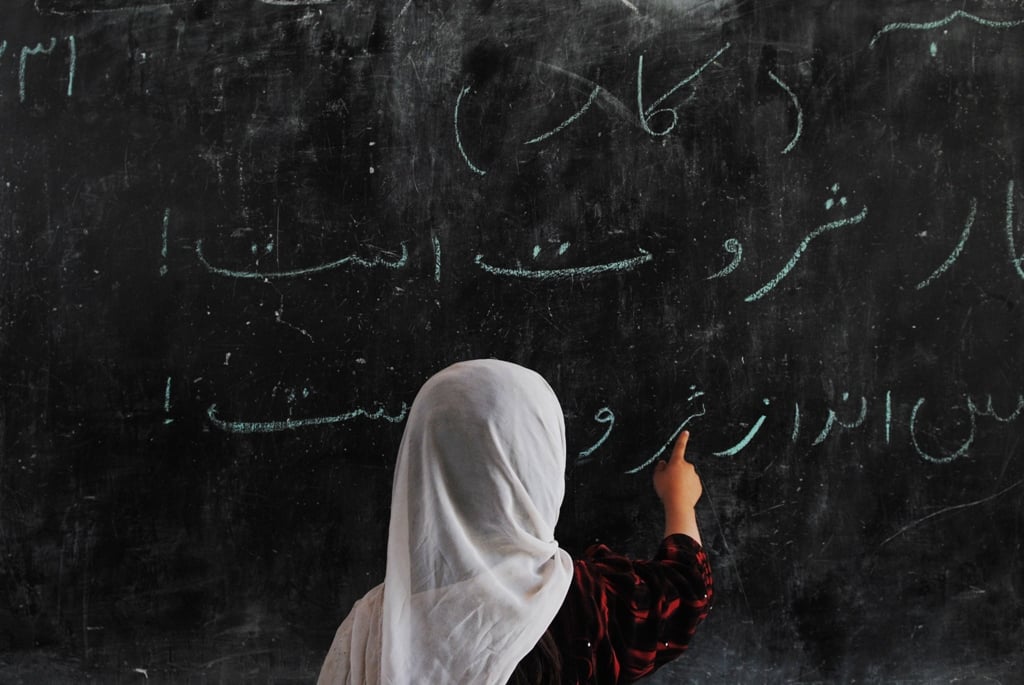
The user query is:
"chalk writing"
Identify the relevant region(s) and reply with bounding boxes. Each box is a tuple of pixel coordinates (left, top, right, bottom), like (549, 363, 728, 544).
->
(916, 198, 976, 289)
(811, 393, 867, 445)
(637, 43, 731, 137)
(745, 206, 869, 302)
(824, 184, 847, 210)
(195, 240, 408, 279)
(885, 391, 893, 444)
(707, 238, 742, 279)
(251, 241, 274, 256)
(20, 39, 54, 102)
(767, 71, 802, 155)
(432, 234, 441, 283)
(577, 407, 614, 464)
(475, 248, 652, 279)
(712, 398, 770, 457)
(66, 35, 76, 96)
(207, 402, 409, 434)
(573, 386, 1024, 470)
(971, 394, 1024, 422)
(1005, 180, 1024, 280)
(618, 387, 707, 472)
(624, 405, 707, 474)
(869, 10, 1024, 49)
(159, 209, 169, 276)
(455, 86, 486, 175)
(163, 377, 172, 425)
(7, 35, 77, 102)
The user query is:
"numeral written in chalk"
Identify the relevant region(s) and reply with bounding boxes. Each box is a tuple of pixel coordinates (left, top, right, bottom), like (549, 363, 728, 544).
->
(2, 35, 78, 103)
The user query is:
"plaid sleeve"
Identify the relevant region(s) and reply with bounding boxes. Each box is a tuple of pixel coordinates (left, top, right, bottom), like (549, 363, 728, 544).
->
(554, 534, 713, 684)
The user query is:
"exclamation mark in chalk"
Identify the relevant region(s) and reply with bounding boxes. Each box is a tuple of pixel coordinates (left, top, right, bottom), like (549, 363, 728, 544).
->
(164, 377, 173, 425)
(160, 209, 169, 276)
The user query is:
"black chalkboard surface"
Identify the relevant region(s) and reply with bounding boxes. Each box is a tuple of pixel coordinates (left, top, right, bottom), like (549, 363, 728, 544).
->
(2, 0, 1022, 682)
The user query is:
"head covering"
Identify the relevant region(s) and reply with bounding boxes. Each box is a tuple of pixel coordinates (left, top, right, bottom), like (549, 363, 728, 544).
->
(318, 360, 574, 685)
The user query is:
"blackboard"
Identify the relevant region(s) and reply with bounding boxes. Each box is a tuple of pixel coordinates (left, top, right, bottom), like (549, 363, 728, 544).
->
(2, 0, 1022, 682)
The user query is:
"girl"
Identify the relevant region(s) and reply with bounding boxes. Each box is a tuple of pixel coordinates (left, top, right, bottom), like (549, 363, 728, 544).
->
(318, 360, 711, 684)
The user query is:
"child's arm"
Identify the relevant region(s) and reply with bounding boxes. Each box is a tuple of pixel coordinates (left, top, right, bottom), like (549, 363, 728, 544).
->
(652, 430, 703, 544)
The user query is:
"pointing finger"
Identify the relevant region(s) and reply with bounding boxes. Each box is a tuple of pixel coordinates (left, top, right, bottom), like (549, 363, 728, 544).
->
(671, 430, 690, 463)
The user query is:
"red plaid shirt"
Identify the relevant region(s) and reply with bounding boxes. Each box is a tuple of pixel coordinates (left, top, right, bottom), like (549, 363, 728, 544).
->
(547, 534, 713, 684)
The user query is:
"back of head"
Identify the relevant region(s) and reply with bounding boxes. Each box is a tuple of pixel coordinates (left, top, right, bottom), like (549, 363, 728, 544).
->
(381, 359, 573, 684)
(400, 359, 566, 557)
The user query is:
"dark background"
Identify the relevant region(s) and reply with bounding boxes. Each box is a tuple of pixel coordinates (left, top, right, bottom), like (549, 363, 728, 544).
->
(2, 0, 1022, 682)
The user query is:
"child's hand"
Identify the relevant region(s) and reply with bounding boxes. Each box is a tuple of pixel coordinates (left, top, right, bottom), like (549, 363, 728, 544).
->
(653, 431, 703, 543)
(653, 431, 703, 508)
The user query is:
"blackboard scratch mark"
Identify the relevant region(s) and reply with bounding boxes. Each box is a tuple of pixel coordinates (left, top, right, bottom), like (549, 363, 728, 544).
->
(207, 403, 409, 433)
(274, 302, 314, 343)
(707, 238, 742, 279)
(530, 61, 634, 124)
(34, 0, 188, 15)
(745, 206, 869, 302)
(577, 407, 614, 464)
(195, 240, 408, 279)
(396, 0, 413, 20)
(1004, 180, 1024, 280)
(624, 405, 706, 474)
(475, 249, 652, 279)
(455, 86, 487, 176)
(638, 43, 731, 137)
(712, 399, 770, 457)
(916, 198, 976, 289)
(702, 487, 753, 619)
(617, 0, 639, 15)
(767, 71, 802, 155)
(752, 501, 788, 517)
(525, 85, 601, 145)
(880, 478, 1024, 546)
(869, 10, 1024, 48)
(201, 650, 274, 669)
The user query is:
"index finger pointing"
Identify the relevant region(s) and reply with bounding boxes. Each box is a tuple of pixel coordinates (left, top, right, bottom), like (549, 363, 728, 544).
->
(670, 430, 690, 463)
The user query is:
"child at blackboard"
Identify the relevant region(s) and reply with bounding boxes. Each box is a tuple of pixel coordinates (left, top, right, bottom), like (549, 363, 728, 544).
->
(317, 359, 712, 684)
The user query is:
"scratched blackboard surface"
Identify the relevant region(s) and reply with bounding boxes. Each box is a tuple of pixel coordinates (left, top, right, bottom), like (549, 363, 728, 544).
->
(1, 0, 1023, 682)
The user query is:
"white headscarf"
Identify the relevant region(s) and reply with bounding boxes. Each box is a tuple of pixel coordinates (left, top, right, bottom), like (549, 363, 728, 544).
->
(318, 360, 575, 685)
